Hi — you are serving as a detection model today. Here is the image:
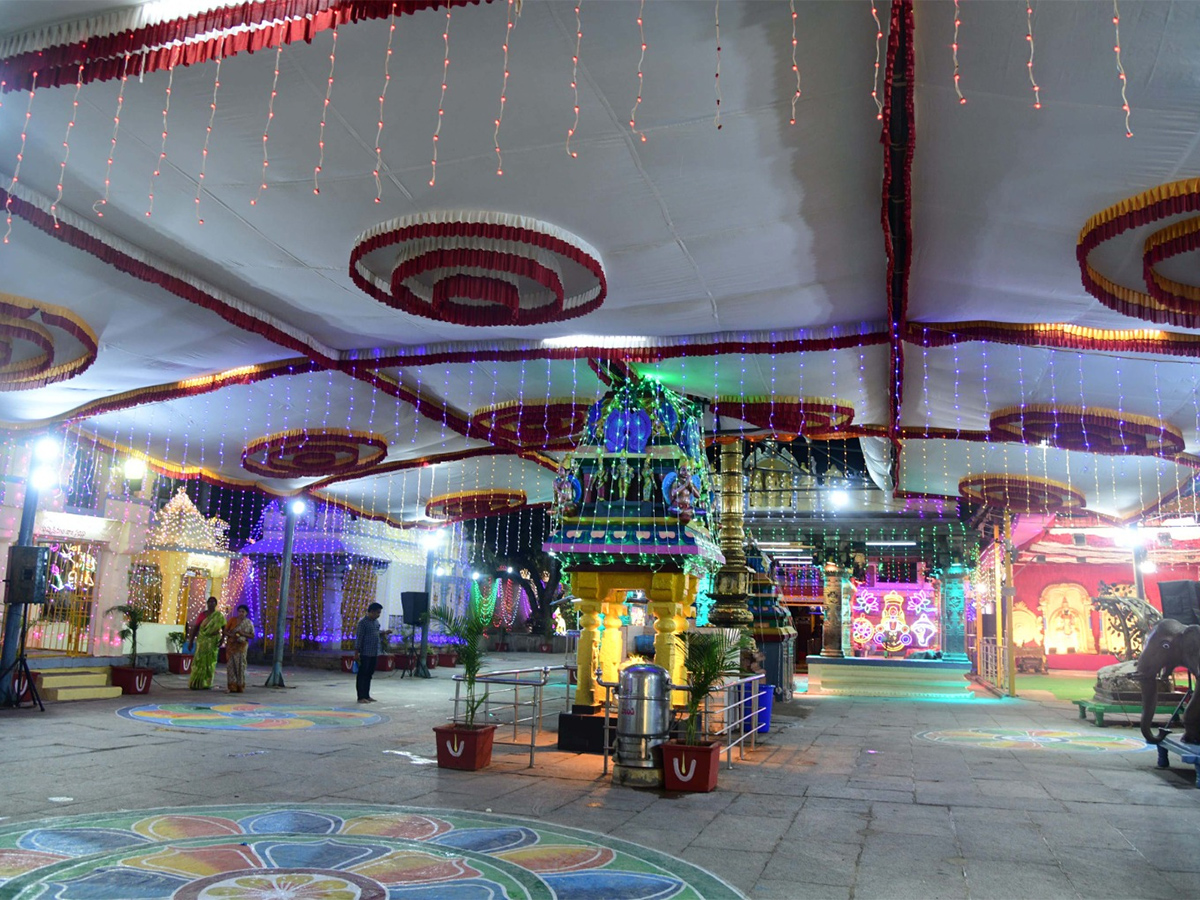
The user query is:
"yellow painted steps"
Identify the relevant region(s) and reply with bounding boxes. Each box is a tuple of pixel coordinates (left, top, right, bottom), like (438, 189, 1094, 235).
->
(33, 666, 124, 702)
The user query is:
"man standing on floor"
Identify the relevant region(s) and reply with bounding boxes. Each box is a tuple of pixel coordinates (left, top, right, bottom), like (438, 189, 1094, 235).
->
(354, 602, 387, 703)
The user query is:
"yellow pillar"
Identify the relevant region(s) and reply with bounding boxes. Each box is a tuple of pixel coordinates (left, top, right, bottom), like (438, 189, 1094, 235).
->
(647, 571, 696, 706)
(572, 571, 604, 708)
(598, 592, 626, 691)
(157, 553, 188, 625)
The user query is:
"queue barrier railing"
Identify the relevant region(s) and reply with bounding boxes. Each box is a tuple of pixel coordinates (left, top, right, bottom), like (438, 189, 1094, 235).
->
(449, 664, 572, 768)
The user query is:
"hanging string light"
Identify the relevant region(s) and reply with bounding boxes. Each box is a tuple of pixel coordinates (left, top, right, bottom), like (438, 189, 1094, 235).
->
(313, 26, 338, 195)
(430, 6, 453, 186)
(147, 63, 176, 217)
(713, 1, 722, 130)
(51, 60, 85, 228)
(94, 53, 131, 218)
(566, 2, 582, 157)
(3, 71, 36, 244)
(1025, 1, 1041, 110)
(493, 0, 516, 176)
(252, 45, 283, 206)
(870, 2, 884, 120)
(1112, 1, 1132, 137)
(952, 0, 965, 104)
(629, 0, 648, 142)
(788, 0, 801, 125)
(373, 4, 398, 203)
(195, 48, 225, 225)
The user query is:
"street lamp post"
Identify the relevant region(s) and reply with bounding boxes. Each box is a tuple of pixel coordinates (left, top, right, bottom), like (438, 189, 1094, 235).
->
(265, 498, 305, 688)
(0, 437, 60, 707)
(415, 529, 446, 679)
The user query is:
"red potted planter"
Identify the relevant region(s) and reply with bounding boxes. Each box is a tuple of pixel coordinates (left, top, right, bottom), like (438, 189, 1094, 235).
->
(493, 642, 510, 652)
(377, 654, 396, 672)
(538, 643, 554, 653)
(661, 741, 722, 792)
(436, 651, 458, 668)
(394, 652, 414, 670)
(432, 723, 498, 770)
(426, 653, 439, 669)
(110, 665, 154, 695)
(341, 655, 356, 673)
(166, 653, 194, 675)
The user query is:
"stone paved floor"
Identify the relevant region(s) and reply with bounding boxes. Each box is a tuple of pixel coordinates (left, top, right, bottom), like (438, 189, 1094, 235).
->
(3, 655, 1199, 899)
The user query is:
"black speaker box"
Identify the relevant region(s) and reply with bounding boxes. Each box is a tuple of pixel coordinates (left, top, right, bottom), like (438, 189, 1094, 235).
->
(1157, 581, 1200, 626)
(5, 545, 49, 605)
(400, 591, 429, 626)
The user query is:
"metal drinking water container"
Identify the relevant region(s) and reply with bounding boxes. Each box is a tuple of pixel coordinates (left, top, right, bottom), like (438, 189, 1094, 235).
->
(616, 663, 671, 769)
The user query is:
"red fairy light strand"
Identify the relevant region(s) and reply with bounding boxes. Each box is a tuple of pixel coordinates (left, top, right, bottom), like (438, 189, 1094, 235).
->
(1113, 0, 1132, 137)
(51, 61, 85, 227)
(313, 26, 338, 195)
(713, 1, 722, 130)
(252, 44, 283, 206)
(952, 0, 965, 104)
(430, 7, 452, 186)
(373, 4, 398, 204)
(788, 0, 801, 125)
(870, 2, 884, 120)
(566, 1, 582, 158)
(1026, 1, 1041, 109)
(629, 0, 647, 142)
(195, 51, 224, 225)
(147, 63, 175, 217)
(93, 53, 131, 218)
(3, 71, 36, 245)
(493, 0, 516, 176)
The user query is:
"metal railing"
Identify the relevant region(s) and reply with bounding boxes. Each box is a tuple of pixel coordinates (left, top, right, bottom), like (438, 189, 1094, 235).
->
(449, 664, 571, 767)
(977, 636, 1009, 696)
(595, 670, 766, 773)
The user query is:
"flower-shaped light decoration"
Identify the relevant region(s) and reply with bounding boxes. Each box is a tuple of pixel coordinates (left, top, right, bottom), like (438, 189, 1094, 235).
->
(350, 212, 606, 327)
(989, 404, 1184, 458)
(242, 429, 388, 478)
(958, 473, 1086, 515)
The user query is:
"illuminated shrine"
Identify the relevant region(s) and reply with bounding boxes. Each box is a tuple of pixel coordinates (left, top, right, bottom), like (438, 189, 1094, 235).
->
(544, 372, 723, 708)
(746, 547, 797, 701)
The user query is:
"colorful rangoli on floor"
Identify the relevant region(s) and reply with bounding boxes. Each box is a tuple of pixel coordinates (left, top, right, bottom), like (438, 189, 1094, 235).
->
(916, 727, 1150, 752)
(0, 804, 742, 899)
(117, 702, 385, 730)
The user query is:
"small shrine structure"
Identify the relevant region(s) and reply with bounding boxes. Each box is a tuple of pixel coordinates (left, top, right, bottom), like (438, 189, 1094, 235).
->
(544, 373, 724, 708)
(746, 546, 797, 701)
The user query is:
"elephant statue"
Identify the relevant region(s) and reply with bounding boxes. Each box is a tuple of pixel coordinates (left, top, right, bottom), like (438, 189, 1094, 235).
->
(1135, 619, 1200, 745)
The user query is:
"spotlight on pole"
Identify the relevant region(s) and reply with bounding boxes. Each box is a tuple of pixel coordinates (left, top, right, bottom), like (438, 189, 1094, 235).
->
(420, 528, 447, 552)
(1138, 559, 1158, 574)
(830, 489, 850, 508)
(34, 436, 60, 462)
(289, 498, 307, 516)
(29, 465, 58, 492)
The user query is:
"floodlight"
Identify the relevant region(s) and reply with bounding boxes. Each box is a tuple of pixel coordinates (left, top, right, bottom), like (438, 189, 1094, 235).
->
(829, 489, 850, 508)
(124, 457, 147, 480)
(34, 436, 60, 461)
(421, 528, 447, 552)
(30, 465, 58, 492)
(472, 571, 481, 580)
(289, 498, 307, 516)
(1139, 559, 1158, 574)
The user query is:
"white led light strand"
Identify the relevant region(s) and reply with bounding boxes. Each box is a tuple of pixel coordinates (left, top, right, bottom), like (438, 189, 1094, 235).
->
(713, 0, 722, 130)
(430, 7, 452, 186)
(313, 26, 337, 195)
(629, 0, 647, 142)
(146, 63, 175, 217)
(1112, 0, 1132, 137)
(788, 0, 801, 124)
(1025, 1, 1041, 109)
(194, 51, 224, 225)
(94, 52, 131, 218)
(3, 72, 36, 244)
(51, 61, 85, 227)
(952, 0, 965, 104)
(493, 0, 516, 176)
(373, 4, 398, 204)
(252, 45, 283, 206)
(870, 2, 884, 120)
(566, 1, 582, 158)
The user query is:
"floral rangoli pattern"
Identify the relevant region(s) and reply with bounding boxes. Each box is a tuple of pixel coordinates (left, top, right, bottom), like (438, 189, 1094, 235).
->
(117, 703, 385, 730)
(917, 727, 1150, 752)
(0, 804, 743, 899)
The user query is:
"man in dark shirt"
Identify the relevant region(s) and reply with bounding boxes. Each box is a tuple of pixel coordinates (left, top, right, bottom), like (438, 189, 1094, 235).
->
(354, 602, 387, 703)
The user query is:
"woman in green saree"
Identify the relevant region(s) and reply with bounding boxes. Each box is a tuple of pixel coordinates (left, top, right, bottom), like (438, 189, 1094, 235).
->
(188, 596, 225, 690)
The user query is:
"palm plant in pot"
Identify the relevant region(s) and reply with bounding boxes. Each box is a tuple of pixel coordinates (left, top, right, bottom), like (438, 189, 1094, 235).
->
(430, 595, 494, 770)
(165, 630, 194, 675)
(661, 629, 741, 792)
(108, 604, 154, 694)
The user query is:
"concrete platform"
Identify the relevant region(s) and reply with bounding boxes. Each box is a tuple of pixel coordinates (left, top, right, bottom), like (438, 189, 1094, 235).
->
(807, 655, 973, 699)
(2, 652, 1199, 899)
(32, 666, 124, 702)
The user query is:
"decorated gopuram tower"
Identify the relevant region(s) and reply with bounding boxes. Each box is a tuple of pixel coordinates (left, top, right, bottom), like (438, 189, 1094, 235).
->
(545, 372, 724, 712)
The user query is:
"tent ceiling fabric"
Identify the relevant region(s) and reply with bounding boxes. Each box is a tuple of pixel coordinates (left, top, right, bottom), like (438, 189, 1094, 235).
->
(3, 0, 1200, 527)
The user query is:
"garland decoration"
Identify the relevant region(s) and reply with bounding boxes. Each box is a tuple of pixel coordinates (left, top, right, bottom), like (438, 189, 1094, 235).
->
(710, 396, 854, 437)
(242, 429, 388, 478)
(349, 211, 606, 327)
(472, 577, 499, 622)
(426, 489, 527, 521)
(958, 473, 1086, 514)
(989, 404, 1184, 458)
(470, 399, 589, 450)
(0, 292, 98, 391)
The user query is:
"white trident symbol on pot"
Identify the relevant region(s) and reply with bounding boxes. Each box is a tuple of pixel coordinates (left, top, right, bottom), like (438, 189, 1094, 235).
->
(446, 736, 465, 758)
(672, 756, 696, 782)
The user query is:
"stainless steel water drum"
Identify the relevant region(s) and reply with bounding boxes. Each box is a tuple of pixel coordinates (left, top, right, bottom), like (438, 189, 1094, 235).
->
(616, 663, 671, 768)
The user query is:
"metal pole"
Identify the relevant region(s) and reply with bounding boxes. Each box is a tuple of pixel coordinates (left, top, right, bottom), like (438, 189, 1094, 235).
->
(265, 502, 299, 688)
(1132, 543, 1147, 600)
(1002, 511, 1017, 698)
(415, 549, 434, 678)
(0, 480, 41, 706)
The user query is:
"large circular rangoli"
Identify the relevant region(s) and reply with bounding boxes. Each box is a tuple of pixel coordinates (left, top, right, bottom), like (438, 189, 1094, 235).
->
(917, 728, 1149, 753)
(0, 804, 743, 899)
(117, 702, 384, 730)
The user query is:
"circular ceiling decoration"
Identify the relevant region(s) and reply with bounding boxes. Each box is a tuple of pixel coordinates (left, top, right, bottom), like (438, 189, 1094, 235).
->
(958, 474, 1086, 514)
(242, 429, 387, 478)
(1077, 179, 1200, 325)
(990, 404, 1184, 457)
(470, 399, 589, 450)
(711, 396, 855, 437)
(0, 293, 98, 391)
(350, 211, 606, 327)
(425, 489, 527, 521)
